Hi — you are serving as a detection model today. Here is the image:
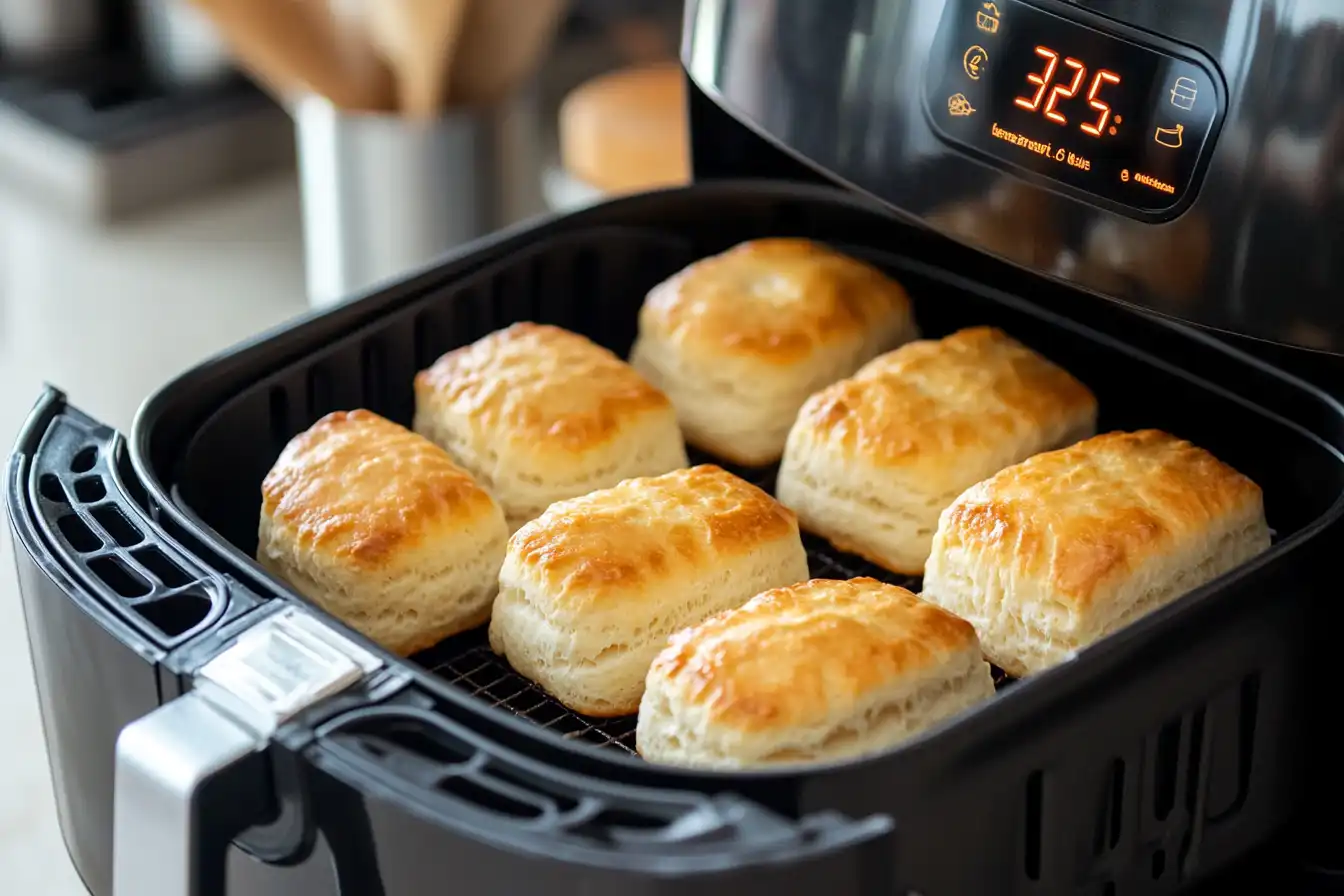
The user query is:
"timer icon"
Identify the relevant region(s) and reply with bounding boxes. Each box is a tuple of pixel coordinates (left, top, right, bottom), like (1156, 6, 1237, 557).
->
(964, 45, 989, 80)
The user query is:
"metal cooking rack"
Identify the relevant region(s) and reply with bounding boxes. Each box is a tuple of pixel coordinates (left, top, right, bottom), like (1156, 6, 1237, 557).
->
(420, 450, 1012, 756)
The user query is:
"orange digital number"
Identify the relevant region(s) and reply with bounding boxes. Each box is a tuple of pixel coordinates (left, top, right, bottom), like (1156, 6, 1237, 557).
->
(1043, 57, 1086, 124)
(1014, 46, 1059, 112)
(1079, 69, 1122, 136)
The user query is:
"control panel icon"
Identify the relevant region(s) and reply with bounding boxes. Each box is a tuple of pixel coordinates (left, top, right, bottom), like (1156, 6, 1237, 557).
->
(948, 93, 976, 116)
(963, 45, 988, 80)
(977, 2, 1001, 33)
(1154, 123, 1184, 148)
(1169, 77, 1198, 111)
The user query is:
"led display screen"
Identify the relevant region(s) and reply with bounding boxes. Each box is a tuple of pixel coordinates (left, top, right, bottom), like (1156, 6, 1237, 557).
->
(925, 0, 1225, 218)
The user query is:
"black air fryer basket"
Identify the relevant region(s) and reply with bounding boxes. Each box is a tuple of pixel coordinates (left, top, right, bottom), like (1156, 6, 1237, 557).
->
(9, 182, 1344, 896)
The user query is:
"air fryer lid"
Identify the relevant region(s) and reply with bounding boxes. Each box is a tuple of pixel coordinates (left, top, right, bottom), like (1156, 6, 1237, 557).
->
(682, 0, 1344, 355)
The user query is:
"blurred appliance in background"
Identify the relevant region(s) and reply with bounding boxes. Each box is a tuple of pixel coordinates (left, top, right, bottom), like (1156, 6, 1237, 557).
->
(0, 0, 104, 63)
(134, 0, 233, 89)
(0, 0, 292, 222)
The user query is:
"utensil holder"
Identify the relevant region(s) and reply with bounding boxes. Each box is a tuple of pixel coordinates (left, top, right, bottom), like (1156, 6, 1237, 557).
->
(295, 96, 501, 309)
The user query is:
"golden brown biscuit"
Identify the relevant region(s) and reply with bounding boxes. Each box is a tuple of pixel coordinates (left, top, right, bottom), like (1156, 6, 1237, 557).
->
(489, 464, 811, 716)
(257, 410, 509, 656)
(922, 430, 1272, 676)
(636, 578, 995, 768)
(776, 327, 1097, 574)
(630, 239, 919, 466)
(414, 323, 688, 531)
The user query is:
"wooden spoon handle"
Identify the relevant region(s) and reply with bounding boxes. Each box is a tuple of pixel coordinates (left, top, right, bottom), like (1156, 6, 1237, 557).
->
(368, 0, 471, 119)
(188, 0, 394, 111)
(450, 0, 569, 107)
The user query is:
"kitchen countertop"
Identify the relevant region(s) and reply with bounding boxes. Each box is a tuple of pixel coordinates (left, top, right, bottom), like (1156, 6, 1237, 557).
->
(0, 174, 309, 895)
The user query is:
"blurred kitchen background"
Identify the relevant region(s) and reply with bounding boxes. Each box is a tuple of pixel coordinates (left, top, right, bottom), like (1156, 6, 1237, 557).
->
(0, 1, 686, 891)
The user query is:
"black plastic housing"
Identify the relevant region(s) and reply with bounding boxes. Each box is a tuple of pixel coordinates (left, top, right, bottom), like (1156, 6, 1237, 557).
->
(9, 182, 1344, 895)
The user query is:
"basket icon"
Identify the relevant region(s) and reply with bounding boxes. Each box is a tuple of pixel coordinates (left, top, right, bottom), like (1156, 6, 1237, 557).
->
(1170, 76, 1198, 111)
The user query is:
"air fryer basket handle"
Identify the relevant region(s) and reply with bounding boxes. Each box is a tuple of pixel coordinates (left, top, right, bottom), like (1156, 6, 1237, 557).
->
(113, 607, 385, 896)
(318, 706, 898, 889)
(113, 692, 273, 896)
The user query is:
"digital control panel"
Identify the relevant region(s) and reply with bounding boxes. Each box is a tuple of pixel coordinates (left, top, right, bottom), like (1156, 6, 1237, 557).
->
(924, 0, 1225, 219)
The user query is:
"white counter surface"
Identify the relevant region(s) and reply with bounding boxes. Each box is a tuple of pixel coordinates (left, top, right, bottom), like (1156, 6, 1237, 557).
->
(0, 175, 309, 894)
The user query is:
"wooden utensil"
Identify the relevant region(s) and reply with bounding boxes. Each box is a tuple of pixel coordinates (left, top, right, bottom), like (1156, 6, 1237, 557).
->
(365, 0, 470, 119)
(449, 0, 569, 107)
(187, 0, 394, 111)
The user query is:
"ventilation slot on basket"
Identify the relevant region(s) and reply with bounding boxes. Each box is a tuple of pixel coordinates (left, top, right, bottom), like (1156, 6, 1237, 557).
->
(132, 547, 193, 588)
(134, 589, 213, 637)
(332, 717, 485, 792)
(523, 257, 547, 324)
(30, 418, 231, 648)
(414, 310, 441, 369)
(1152, 847, 1167, 879)
(307, 366, 334, 420)
(361, 341, 387, 411)
(1186, 708, 1207, 816)
(91, 504, 143, 547)
(1154, 719, 1182, 821)
(438, 773, 549, 820)
(39, 474, 68, 504)
(1233, 675, 1260, 811)
(485, 764, 580, 814)
(458, 288, 486, 343)
(89, 556, 152, 597)
(1199, 674, 1260, 823)
(327, 718, 579, 821)
(70, 445, 97, 473)
(74, 476, 106, 502)
(492, 266, 524, 324)
(268, 386, 291, 452)
(566, 250, 600, 331)
(371, 724, 473, 768)
(1024, 770, 1043, 881)
(1094, 757, 1126, 855)
(57, 513, 101, 552)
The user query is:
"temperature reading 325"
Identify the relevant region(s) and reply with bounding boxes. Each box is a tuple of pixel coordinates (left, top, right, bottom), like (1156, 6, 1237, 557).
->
(925, 0, 1224, 218)
(1014, 46, 1121, 137)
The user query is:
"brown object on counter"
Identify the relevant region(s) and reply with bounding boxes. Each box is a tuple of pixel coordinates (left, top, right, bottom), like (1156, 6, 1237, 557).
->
(558, 61, 690, 195)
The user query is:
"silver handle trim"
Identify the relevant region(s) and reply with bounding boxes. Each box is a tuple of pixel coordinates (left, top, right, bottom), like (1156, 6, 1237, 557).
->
(112, 606, 385, 896)
(113, 692, 267, 896)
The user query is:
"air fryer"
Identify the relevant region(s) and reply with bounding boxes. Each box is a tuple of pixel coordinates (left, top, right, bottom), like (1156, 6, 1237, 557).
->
(7, 1, 1344, 895)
